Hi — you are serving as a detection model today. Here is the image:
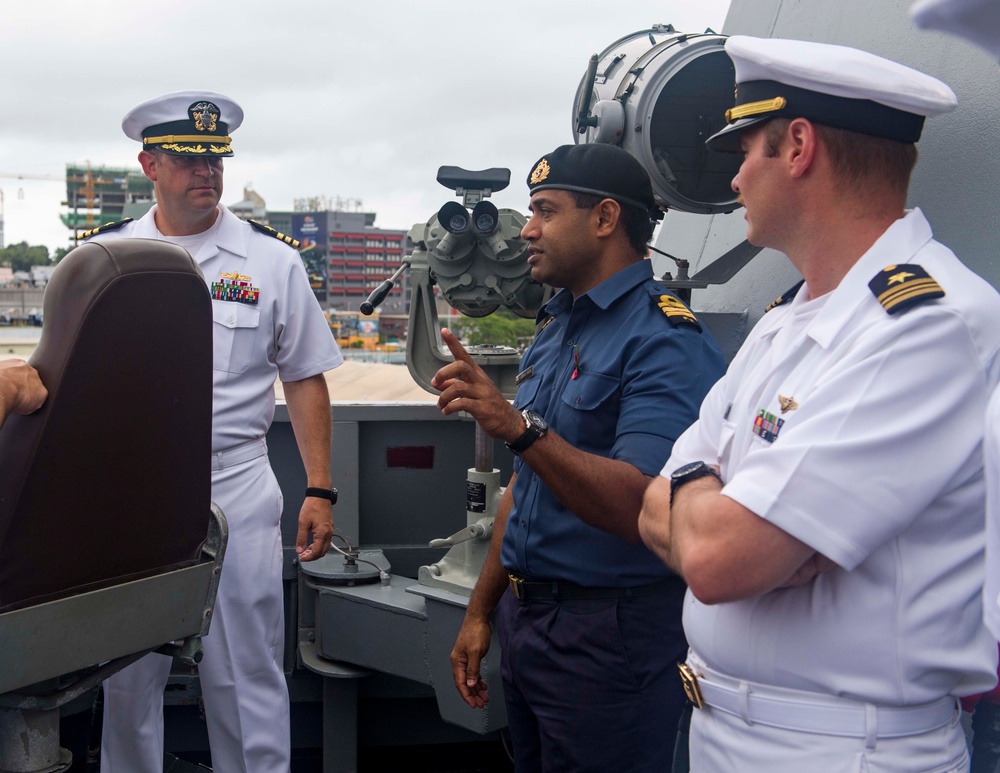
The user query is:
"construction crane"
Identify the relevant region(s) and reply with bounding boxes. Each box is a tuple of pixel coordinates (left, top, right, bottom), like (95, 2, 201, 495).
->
(0, 172, 63, 183)
(3, 162, 128, 232)
(0, 172, 63, 206)
(65, 161, 123, 229)
(1, 164, 150, 243)
(0, 172, 64, 250)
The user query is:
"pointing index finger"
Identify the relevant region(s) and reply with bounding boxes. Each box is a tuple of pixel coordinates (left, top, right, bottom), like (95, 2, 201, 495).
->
(440, 328, 475, 365)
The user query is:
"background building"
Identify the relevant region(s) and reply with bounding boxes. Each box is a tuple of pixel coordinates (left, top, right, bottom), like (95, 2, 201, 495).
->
(57, 174, 414, 341)
(269, 197, 412, 341)
(60, 164, 153, 234)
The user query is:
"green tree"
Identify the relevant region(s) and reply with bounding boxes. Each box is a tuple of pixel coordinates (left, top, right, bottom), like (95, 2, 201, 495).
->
(451, 308, 537, 349)
(0, 242, 51, 272)
(52, 247, 71, 263)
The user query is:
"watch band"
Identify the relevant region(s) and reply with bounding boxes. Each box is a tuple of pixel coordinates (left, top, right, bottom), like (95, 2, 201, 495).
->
(507, 425, 541, 454)
(670, 462, 722, 505)
(505, 409, 548, 455)
(305, 487, 338, 504)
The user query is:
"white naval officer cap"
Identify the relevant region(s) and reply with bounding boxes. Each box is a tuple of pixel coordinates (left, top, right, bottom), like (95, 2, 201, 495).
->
(707, 36, 958, 152)
(911, 0, 1000, 60)
(121, 90, 244, 157)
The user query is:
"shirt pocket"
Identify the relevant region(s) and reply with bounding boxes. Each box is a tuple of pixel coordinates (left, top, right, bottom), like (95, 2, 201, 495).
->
(212, 301, 261, 374)
(513, 373, 543, 411)
(557, 371, 620, 450)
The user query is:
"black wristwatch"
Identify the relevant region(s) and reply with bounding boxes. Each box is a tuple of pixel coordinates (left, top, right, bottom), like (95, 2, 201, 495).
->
(505, 409, 548, 455)
(669, 461, 722, 504)
(305, 487, 338, 504)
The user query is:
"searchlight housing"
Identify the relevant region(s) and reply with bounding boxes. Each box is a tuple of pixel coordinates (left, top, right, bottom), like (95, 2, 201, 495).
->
(573, 24, 742, 215)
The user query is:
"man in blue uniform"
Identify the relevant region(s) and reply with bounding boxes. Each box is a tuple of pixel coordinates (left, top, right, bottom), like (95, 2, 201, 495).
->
(87, 91, 343, 773)
(432, 143, 726, 772)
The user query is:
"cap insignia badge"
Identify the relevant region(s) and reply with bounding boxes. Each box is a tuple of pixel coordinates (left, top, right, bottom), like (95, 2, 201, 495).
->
(189, 101, 220, 133)
(530, 159, 550, 185)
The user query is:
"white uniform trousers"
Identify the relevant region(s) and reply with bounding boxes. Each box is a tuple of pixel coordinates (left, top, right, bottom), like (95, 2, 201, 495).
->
(687, 653, 969, 773)
(101, 448, 290, 773)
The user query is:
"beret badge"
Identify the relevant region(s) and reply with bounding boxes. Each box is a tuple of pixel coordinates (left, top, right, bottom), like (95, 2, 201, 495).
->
(529, 159, 551, 186)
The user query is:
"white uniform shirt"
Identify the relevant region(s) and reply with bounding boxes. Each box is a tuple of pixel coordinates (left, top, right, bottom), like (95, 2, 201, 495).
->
(984, 388, 1000, 640)
(662, 209, 1000, 705)
(90, 205, 343, 451)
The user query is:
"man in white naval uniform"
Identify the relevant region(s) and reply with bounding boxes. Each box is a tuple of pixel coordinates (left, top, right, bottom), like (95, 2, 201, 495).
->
(639, 38, 1000, 772)
(86, 91, 344, 772)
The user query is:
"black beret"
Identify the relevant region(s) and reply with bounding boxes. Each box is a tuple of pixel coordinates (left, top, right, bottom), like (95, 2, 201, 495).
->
(526, 144, 659, 217)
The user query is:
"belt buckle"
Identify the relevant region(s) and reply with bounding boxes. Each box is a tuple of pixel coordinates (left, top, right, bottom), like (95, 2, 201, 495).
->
(509, 574, 523, 600)
(678, 663, 705, 709)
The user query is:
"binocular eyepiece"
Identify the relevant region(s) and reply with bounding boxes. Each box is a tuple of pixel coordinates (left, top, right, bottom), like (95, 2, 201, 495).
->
(437, 200, 501, 236)
(471, 201, 500, 235)
(438, 201, 470, 234)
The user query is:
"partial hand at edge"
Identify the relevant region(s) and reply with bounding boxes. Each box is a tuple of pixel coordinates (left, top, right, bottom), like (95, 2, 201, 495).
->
(0, 359, 47, 417)
(450, 616, 493, 709)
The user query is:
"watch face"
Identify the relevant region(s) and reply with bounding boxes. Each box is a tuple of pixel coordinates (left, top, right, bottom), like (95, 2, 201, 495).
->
(671, 461, 707, 482)
(525, 410, 548, 432)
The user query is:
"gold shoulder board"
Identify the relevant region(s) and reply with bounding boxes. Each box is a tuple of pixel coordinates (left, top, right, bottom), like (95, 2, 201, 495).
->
(655, 292, 702, 331)
(868, 264, 944, 315)
(248, 219, 300, 249)
(765, 280, 804, 313)
(75, 218, 134, 240)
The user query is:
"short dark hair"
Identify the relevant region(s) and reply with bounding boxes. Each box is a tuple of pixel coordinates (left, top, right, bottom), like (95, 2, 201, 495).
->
(569, 192, 655, 256)
(762, 118, 917, 197)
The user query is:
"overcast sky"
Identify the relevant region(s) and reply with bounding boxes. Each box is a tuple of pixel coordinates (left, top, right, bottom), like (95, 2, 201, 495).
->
(0, 0, 731, 254)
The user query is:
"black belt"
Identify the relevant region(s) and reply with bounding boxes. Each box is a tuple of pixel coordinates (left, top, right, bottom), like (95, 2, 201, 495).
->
(508, 574, 679, 602)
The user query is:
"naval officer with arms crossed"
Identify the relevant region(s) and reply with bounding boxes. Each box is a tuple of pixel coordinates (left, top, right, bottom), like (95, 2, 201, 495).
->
(639, 37, 1000, 772)
(85, 91, 343, 772)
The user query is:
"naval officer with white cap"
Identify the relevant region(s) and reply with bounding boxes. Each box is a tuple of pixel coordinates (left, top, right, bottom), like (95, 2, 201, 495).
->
(86, 91, 344, 772)
(638, 36, 1000, 771)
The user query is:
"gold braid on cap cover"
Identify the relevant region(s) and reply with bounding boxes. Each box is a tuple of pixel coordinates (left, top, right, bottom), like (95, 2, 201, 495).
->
(143, 134, 233, 145)
(725, 97, 787, 124)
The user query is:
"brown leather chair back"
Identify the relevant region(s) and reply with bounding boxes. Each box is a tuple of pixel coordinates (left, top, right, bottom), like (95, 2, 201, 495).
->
(0, 238, 213, 613)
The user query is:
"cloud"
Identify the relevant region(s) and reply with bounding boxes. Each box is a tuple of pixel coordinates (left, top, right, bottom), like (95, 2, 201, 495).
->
(0, 0, 731, 252)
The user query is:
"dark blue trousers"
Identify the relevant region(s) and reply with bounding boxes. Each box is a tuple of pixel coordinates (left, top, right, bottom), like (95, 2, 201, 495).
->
(495, 580, 689, 773)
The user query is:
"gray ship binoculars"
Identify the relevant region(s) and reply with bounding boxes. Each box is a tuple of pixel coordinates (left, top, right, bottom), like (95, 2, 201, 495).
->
(361, 164, 544, 321)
